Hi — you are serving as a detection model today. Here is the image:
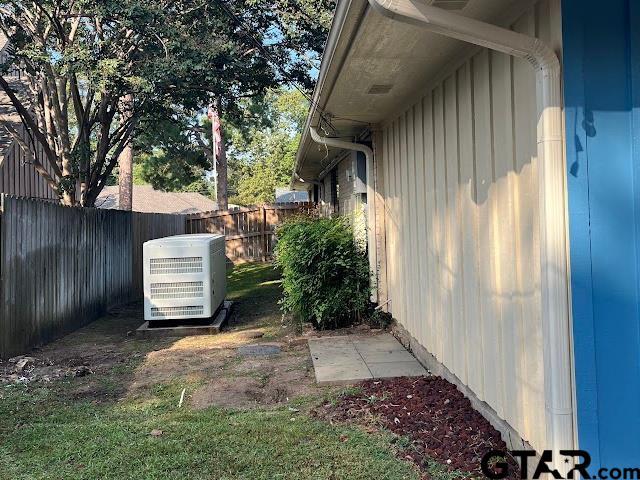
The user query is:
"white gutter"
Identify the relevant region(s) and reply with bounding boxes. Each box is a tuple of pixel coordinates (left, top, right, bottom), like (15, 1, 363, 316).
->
(292, 0, 358, 188)
(309, 126, 378, 303)
(368, 0, 574, 467)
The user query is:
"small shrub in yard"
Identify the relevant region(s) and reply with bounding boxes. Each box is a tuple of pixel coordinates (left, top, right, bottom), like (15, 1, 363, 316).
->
(369, 309, 393, 329)
(274, 215, 371, 330)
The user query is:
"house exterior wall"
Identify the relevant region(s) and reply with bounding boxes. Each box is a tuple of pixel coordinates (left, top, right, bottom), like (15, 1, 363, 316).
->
(318, 153, 364, 219)
(336, 154, 357, 215)
(319, 173, 334, 215)
(563, 0, 640, 468)
(0, 125, 58, 200)
(377, 0, 561, 453)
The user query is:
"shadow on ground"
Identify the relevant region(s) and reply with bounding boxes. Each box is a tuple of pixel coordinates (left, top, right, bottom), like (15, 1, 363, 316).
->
(2, 263, 321, 410)
(0, 262, 502, 480)
(0, 263, 426, 480)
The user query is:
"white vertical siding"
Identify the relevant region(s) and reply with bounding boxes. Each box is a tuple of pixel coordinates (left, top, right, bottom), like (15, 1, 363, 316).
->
(412, 103, 427, 347)
(379, 1, 558, 452)
(433, 85, 448, 364)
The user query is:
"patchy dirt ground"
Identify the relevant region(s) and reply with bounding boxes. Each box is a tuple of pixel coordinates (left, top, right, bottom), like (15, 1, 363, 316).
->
(314, 376, 521, 479)
(1, 262, 520, 480)
(0, 264, 329, 410)
(0, 303, 149, 396)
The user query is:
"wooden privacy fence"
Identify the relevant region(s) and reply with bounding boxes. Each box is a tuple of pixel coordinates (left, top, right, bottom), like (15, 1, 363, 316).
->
(131, 212, 185, 299)
(186, 203, 315, 263)
(0, 195, 185, 358)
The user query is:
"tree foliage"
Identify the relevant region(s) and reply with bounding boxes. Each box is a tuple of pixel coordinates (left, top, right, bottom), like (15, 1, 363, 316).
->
(132, 116, 212, 194)
(228, 88, 308, 205)
(0, 0, 334, 205)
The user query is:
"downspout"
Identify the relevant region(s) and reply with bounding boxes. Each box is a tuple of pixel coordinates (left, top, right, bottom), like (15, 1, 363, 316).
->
(368, 0, 573, 466)
(309, 127, 378, 303)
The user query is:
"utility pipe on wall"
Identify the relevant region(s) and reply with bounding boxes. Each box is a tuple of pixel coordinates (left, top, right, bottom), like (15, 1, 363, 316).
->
(368, 0, 573, 467)
(309, 127, 378, 303)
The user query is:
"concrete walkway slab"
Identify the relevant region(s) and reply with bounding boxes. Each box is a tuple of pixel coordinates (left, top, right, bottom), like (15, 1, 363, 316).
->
(368, 361, 429, 379)
(308, 334, 427, 385)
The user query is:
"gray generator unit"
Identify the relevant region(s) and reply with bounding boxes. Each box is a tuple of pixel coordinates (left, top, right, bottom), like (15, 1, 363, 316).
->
(143, 234, 226, 321)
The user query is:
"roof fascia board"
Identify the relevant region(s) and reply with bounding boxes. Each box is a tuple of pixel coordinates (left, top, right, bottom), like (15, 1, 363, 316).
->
(293, 0, 369, 181)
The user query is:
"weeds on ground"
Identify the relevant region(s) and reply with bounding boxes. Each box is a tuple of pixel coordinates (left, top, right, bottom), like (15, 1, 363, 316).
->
(0, 380, 421, 480)
(0, 263, 421, 480)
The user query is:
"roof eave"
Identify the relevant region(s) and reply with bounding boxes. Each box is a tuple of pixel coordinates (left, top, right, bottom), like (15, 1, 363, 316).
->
(291, 0, 367, 189)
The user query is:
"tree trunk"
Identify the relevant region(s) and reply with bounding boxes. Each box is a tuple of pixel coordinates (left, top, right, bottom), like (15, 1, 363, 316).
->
(217, 130, 228, 211)
(61, 154, 76, 206)
(118, 94, 134, 211)
(118, 144, 133, 210)
(210, 97, 228, 211)
(61, 190, 75, 206)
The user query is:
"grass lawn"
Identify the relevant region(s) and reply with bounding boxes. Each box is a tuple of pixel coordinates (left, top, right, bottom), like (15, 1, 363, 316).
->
(0, 264, 420, 480)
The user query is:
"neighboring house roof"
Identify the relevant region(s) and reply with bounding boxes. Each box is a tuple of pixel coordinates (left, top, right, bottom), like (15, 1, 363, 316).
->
(0, 37, 58, 200)
(275, 188, 309, 203)
(96, 185, 218, 214)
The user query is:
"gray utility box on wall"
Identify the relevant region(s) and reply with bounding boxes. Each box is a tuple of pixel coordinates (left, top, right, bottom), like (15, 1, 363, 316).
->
(143, 234, 226, 321)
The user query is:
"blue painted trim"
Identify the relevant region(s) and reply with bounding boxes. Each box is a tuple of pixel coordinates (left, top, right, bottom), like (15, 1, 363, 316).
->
(563, 0, 640, 469)
(561, 2, 600, 466)
(631, 0, 640, 335)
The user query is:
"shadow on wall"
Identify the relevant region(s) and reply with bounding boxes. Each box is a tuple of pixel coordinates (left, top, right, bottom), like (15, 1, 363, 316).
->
(381, 65, 547, 449)
(562, 0, 640, 468)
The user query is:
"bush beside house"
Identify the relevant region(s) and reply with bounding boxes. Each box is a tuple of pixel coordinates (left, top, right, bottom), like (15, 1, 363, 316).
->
(274, 216, 371, 330)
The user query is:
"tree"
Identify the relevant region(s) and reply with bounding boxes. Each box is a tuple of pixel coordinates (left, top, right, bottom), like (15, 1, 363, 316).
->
(232, 131, 298, 205)
(0, 0, 334, 206)
(118, 93, 134, 210)
(133, 116, 211, 193)
(136, 149, 211, 194)
(229, 88, 308, 206)
(130, 86, 306, 205)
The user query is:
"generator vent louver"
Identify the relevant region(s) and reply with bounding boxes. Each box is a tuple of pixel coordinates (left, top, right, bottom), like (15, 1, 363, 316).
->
(149, 256, 203, 274)
(143, 234, 226, 321)
(150, 306, 205, 318)
(150, 281, 204, 299)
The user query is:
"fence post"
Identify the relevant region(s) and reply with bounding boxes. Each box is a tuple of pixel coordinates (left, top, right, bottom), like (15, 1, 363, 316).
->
(262, 205, 268, 262)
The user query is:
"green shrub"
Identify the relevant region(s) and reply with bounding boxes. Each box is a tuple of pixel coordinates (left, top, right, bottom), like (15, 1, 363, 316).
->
(369, 309, 393, 329)
(274, 215, 371, 330)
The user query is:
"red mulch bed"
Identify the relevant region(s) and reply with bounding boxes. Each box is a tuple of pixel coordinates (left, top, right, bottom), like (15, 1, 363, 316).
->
(315, 376, 520, 479)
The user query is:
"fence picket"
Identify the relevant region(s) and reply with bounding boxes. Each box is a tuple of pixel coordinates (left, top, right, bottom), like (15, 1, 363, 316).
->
(185, 203, 315, 263)
(0, 195, 186, 358)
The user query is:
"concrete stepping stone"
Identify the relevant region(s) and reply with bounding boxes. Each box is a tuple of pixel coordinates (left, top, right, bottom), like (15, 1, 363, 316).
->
(308, 333, 427, 385)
